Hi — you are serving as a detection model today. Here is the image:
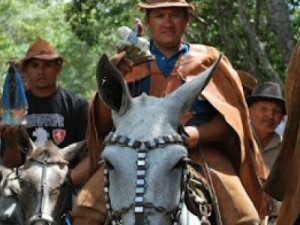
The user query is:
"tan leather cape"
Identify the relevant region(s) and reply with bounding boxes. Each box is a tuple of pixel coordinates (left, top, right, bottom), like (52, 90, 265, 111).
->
(87, 44, 270, 216)
(264, 39, 300, 225)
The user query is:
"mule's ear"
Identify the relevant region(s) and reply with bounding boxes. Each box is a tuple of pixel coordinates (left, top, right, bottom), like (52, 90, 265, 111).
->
(0, 166, 21, 196)
(0, 166, 12, 192)
(96, 54, 132, 115)
(166, 54, 222, 114)
(16, 126, 36, 157)
(61, 140, 87, 162)
(5, 126, 36, 160)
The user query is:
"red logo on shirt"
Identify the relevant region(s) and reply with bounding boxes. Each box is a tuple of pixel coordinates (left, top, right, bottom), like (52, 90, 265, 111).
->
(52, 129, 66, 145)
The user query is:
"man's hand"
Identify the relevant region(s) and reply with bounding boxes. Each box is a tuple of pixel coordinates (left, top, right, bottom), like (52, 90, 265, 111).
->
(110, 44, 152, 76)
(184, 126, 200, 148)
(110, 50, 134, 76)
(122, 44, 152, 65)
(0, 123, 19, 141)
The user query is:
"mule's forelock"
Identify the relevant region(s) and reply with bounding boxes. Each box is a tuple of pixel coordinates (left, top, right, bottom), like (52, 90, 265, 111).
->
(28, 141, 66, 164)
(96, 54, 132, 115)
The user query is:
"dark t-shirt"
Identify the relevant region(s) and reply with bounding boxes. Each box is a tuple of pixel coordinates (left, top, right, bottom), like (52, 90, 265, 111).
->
(26, 87, 88, 148)
(25, 87, 89, 168)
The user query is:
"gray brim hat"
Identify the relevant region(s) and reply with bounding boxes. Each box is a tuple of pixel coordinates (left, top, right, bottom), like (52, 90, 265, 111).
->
(247, 82, 286, 115)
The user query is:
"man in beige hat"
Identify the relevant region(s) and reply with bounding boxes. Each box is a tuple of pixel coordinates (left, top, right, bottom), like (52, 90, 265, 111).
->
(1, 38, 89, 188)
(73, 0, 269, 224)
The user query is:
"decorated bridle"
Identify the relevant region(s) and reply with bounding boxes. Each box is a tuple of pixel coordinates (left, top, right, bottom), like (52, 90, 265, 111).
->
(103, 131, 190, 225)
(21, 156, 70, 225)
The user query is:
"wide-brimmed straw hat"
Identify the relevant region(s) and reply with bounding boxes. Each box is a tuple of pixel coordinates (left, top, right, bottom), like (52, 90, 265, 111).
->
(21, 39, 63, 64)
(138, 0, 195, 11)
(247, 82, 286, 115)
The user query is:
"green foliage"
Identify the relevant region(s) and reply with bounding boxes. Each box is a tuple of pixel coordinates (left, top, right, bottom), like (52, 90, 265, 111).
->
(65, 0, 299, 83)
(291, 3, 300, 40)
(0, 0, 299, 99)
(0, 0, 99, 99)
(65, 0, 143, 51)
(185, 0, 299, 82)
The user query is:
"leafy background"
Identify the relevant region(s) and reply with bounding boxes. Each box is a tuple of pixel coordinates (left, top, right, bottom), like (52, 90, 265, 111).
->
(0, 0, 299, 100)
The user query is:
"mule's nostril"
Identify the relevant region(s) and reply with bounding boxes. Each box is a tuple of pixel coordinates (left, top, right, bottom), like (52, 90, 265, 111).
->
(144, 217, 150, 225)
(32, 221, 50, 225)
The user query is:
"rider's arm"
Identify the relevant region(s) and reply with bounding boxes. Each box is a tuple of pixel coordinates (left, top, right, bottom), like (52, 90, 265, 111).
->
(183, 99, 233, 148)
(185, 114, 233, 148)
(70, 155, 90, 187)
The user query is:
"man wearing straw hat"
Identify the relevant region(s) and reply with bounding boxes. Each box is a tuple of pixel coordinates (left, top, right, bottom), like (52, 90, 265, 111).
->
(73, 0, 269, 224)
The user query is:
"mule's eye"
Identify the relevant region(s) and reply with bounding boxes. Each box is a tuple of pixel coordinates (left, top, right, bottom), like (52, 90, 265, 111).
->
(50, 189, 60, 197)
(173, 159, 184, 169)
(104, 160, 115, 170)
(19, 179, 25, 188)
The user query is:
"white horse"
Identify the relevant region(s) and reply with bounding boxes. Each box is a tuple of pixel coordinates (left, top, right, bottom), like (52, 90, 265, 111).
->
(96, 54, 221, 225)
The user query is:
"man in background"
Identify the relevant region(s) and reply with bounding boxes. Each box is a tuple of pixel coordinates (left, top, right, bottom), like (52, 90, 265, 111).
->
(1, 38, 89, 186)
(247, 82, 285, 224)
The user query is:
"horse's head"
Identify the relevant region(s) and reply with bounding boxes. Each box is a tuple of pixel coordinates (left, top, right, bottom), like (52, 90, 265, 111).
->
(97, 54, 221, 224)
(16, 140, 86, 225)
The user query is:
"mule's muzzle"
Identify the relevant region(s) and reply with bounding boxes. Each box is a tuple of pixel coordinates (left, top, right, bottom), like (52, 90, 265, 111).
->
(28, 214, 54, 225)
(31, 222, 51, 225)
